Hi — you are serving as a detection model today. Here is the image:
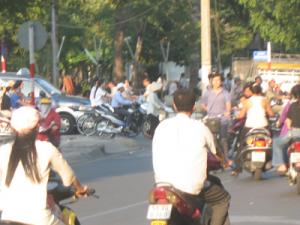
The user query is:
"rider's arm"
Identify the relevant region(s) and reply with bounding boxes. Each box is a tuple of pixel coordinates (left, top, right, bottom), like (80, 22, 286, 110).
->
(286, 118, 292, 129)
(236, 100, 248, 119)
(200, 92, 208, 112)
(264, 98, 275, 117)
(224, 91, 232, 117)
(49, 145, 87, 195)
(203, 124, 217, 155)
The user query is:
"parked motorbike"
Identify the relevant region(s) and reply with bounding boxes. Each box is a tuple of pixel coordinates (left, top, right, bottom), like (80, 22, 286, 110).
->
(287, 138, 300, 194)
(238, 128, 273, 180)
(94, 102, 146, 138)
(142, 106, 174, 139)
(0, 116, 14, 145)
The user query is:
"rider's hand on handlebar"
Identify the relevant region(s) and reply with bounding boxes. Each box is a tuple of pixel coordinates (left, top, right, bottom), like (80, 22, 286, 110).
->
(75, 185, 89, 197)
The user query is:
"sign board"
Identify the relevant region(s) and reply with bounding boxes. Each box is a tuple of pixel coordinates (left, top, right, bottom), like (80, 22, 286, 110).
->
(253, 51, 268, 61)
(17, 21, 48, 51)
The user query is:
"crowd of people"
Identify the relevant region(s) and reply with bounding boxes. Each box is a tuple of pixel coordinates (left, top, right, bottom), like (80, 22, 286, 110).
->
(1, 69, 300, 224)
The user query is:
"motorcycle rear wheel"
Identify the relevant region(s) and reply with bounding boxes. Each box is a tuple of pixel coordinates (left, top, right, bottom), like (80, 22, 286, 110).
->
(96, 119, 116, 138)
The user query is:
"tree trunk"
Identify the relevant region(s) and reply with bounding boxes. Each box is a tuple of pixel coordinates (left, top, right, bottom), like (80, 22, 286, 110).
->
(132, 34, 143, 89)
(113, 30, 124, 83)
(112, 6, 126, 83)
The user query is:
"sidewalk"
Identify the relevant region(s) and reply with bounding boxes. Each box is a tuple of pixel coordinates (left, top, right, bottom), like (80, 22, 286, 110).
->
(60, 134, 143, 164)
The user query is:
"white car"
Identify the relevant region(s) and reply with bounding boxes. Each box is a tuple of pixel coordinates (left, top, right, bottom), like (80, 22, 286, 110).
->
(0, 72, 90, 134)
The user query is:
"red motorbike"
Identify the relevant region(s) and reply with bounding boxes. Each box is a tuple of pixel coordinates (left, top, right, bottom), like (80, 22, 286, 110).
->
(287, 139, 300, 194)
(146, 156, 222, 225)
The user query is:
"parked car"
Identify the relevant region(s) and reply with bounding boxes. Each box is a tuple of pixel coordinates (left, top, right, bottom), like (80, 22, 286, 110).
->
(0, 72, 90, 134)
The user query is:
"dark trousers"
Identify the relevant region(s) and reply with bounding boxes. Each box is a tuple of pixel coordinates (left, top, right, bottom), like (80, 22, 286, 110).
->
(233, 127, 252, 173)
(181, 175, 231, 225)
(114, 107, 132, 128)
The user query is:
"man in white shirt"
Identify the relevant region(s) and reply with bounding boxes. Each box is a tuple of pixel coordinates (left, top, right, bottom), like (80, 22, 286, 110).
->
(152, 88, 231, 225)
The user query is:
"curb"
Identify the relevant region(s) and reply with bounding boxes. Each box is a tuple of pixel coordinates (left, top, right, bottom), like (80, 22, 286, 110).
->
(60, 135, 141, 164)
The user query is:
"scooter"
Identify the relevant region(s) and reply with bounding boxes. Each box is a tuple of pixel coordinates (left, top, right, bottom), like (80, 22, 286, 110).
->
(94, 102, 146, 138)
(287, 138, 300, 194)
(238, 128, 273, 180)
(142, 105, 174, 139)
(0, 179, 97, 225)
(146, 156, 223, 225)
(147, 184, 212, 225)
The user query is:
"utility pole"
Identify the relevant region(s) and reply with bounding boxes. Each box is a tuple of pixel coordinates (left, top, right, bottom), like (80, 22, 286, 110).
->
(51, 0, 59, 87)
(201, 0, 212, 93)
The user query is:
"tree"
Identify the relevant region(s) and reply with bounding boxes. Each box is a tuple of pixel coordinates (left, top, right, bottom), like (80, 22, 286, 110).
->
(238, 0, 300, 51)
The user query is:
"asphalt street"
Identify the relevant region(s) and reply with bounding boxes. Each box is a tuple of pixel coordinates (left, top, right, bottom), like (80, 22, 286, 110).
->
(60, 134, 300, 225)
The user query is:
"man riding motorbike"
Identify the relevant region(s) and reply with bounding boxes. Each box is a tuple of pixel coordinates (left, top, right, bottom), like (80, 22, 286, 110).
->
(111, 82, 133, 130)
(152, 89, 231, 225)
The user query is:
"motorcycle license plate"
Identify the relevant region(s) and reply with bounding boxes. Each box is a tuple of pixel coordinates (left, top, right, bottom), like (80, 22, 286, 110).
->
(290, 153, 300, 163)
(147, 204, 172, 220)
(251, 152, 266, 162)
(150, 221, 168, 225)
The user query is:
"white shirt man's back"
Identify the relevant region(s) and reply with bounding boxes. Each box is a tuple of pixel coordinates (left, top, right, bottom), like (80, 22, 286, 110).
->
(152, 113, 216, 195)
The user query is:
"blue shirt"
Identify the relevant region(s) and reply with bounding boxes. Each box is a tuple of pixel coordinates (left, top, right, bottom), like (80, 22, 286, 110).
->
(201, 88, 231, 117)
(10, 93, 21, 109)
(111, 91, 132, 108)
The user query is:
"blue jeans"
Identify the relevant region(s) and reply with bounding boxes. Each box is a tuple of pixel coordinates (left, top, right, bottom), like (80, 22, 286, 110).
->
(272, 129, 300, 166)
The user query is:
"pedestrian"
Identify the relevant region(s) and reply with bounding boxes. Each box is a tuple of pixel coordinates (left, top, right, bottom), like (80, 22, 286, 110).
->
(152, 89, 231, 225)
(61, 74, 75, 95)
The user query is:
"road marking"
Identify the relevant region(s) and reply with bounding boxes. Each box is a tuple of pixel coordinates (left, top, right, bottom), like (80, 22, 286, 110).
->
(80, 199, 300, 225)
(231, 215, 300, 224)
(80, 200, 148, 221)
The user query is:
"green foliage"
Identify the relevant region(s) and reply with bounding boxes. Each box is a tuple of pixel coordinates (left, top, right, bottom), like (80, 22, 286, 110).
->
(3, 0, 299, 82)
(238, 0, 300, 50)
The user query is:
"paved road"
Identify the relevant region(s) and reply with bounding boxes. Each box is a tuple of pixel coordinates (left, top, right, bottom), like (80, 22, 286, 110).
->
(60, 134, 300, 225)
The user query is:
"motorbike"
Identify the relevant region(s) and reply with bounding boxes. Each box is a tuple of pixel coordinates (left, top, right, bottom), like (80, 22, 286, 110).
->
(287, 138, 300, 194)
(227, 118, 245, 159)
(202, 115, 229, 167)
(37, 121, 57, 141)
(147, 184, 212, 225)
(142, 105, 174, 139)
(238, 127, 273, 180)
(0, 178, 97, 225)
(146, 155, 223, 225)
(82, 103, 146, 137)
